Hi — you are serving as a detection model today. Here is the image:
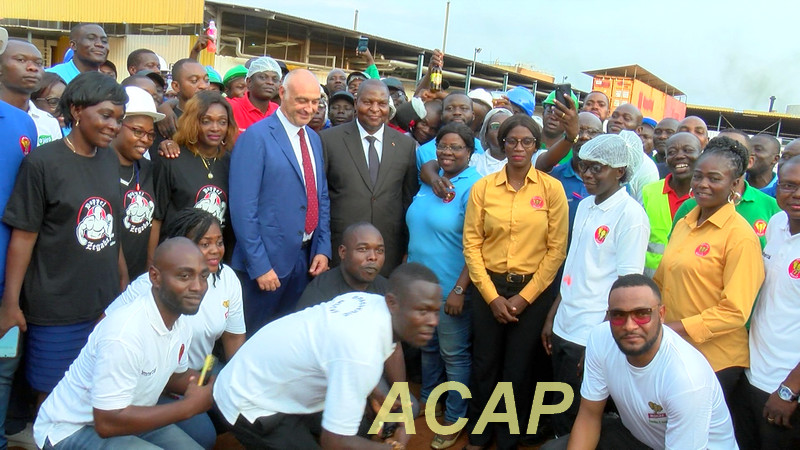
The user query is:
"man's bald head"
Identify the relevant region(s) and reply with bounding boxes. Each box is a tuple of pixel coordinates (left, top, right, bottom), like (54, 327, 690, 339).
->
(575, 111, 603, 154)
(780, 139, 800, 164)
(608, 103, 643, 134)
(579, 111, 603, 130)
(678, 116, 709, 148)
(280, 69, 323, 127)
(152, 237, 204, 269)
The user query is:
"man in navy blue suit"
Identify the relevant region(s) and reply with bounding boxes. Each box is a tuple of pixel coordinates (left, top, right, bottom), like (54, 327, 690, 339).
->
(229, 69, 331, 334)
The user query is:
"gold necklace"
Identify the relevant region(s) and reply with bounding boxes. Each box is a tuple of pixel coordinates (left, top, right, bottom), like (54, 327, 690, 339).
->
(200, 155, 217, 179)
(65, 136, 97, 157)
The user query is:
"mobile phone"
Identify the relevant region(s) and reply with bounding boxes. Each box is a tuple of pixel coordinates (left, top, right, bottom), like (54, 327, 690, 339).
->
(0, 327, 20, 359)
(357, 36, 369, 53)
(555, 83, 572, 107)
(197, 354, 216, 386)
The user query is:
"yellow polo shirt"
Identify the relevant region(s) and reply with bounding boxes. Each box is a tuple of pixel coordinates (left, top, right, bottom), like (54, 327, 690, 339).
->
(654, 202, 765, 371)
(463, 165, 568, 303)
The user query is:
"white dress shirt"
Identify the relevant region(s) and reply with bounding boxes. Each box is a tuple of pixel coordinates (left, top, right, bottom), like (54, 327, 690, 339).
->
(356, 119, 384, 165)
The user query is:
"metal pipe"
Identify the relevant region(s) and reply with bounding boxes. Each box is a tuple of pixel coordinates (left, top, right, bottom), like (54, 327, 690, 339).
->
(502, 73, 509, 91)
(442, 0, 450, 53)
(416, 53, 424, 82)
(465, 64, 472, 92)
(353, 9, 359, 30)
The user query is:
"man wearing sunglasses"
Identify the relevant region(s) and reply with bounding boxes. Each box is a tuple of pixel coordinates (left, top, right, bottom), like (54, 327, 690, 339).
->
(542, 274, 736, 449)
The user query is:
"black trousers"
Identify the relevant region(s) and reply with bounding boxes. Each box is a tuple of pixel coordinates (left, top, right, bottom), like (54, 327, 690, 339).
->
(540, 414, 652, 450)
(466, 278, 555, 450)
(732, 379, 800, 450)
(550, 333, 585, 436)
(231, 412, 322, 450)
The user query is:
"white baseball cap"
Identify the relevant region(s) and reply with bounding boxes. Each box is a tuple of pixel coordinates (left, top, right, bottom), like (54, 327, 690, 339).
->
(124, 86, 166, 122)
(0, 27, 8, 55)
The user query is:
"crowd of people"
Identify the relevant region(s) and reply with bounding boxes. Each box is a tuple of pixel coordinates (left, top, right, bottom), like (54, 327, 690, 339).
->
(0, 21, 798, 450)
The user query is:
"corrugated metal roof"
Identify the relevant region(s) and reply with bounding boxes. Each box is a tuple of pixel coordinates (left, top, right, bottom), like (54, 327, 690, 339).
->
(688, 104, 800, 120)
(583, 64, 684, 97)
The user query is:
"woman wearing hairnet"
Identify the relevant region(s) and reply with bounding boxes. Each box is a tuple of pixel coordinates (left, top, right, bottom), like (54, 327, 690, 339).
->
(542, 133, 650, 436)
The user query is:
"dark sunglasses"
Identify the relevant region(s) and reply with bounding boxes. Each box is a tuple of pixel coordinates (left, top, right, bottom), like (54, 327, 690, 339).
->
(607, 308, 655, 327)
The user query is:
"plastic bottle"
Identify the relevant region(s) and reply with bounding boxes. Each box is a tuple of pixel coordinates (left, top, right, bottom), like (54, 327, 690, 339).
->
(206, 21, 217, 53)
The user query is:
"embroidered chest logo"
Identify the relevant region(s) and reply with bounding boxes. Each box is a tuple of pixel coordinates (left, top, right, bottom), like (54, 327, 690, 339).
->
(594, 225, 609, 244)
(695, 243, 711, 257)
(223, 300, 230, 319)
(753, 219, 767, 237)
(123, 190, 154, 234)
(789, 259, 800, 280)
(647, 402, 667, 424)
(194, 186, 227, 225)
(75, 197, 115, 251)
(530, 196, 545, 209)
(19, 136, 31, 155)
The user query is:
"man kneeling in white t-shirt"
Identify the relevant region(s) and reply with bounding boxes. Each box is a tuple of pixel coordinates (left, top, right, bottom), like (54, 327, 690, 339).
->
(213, 262, 441, 450)
(33, 238, 214, 449)
(542, 274, 737, 450)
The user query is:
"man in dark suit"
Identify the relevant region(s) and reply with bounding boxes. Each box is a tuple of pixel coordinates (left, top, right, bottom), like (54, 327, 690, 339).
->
(320, 79, 418, 276)
(229, 69, 331, 334)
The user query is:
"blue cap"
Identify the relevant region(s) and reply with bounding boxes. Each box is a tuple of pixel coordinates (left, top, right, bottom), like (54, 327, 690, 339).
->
(642, 117, 657, 128)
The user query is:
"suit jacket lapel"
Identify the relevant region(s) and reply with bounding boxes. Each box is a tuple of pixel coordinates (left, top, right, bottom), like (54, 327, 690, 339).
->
(343, 122, 373, 192)
(269, 117, 303, 182)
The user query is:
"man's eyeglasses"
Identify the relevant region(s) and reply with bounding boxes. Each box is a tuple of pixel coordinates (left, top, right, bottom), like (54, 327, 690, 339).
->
(122, 123, 156, 141)
(577, 161, 606, 175)
(777, 182, 800, 194)
(607, 308, 655, 327)
(504, 137, 536, 149)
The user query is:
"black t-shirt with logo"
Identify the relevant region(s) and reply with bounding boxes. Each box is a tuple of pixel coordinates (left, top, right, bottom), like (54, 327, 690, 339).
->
(119, 158, 155, 278)
(3, 140, 122, 325)
(153, 147, 231, 241)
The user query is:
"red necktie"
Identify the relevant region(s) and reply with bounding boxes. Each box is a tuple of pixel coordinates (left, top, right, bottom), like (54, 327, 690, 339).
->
(298, 128, 318, 234)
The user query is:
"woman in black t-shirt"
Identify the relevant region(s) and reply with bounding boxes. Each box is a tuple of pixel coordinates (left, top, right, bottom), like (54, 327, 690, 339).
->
(113, 86, 166, 279)
(0, 72, 128, 394)
(151, 90, 237, 261)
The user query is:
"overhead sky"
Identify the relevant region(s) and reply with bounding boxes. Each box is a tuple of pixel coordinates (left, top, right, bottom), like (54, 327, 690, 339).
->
(222, 0, 800, 113)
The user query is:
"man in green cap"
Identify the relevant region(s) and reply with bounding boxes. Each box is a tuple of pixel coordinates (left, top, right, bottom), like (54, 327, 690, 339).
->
(224, 65, 247, 99)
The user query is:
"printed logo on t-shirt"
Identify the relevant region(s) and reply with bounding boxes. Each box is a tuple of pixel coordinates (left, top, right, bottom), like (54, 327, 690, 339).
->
(530, 196, 545, 209)
(329, 295, 366, 317)
(123, 190, 154, 234)
(695, 243, 711, 257)
(75, 197, 115, 251)
(194, 185, 227, 225)
(753, 219, 767, 237)
(647, 401, 667, 424)
(19, 136, 31, 155)
(223, 300, 230, 319)
(594, 225, 609, 244)
(789, 259, 800, 280)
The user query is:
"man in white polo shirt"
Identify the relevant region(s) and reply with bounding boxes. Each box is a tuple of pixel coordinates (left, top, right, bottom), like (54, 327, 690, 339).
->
(33, 238, 213, 449)
(0, 39, 62, 146)
(542, 133, 650, 436)
(213, 262, 441, 449)
(542, 274, 736, 449)
(737, 155, 800, 448)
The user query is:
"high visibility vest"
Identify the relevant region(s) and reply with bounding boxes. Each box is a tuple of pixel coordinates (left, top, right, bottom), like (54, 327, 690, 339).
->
(641, 180, 671, 278)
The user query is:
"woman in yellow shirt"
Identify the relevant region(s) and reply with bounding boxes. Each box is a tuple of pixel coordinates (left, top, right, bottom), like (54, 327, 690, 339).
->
(654, 136, 765, 404)
(463, 114, 568, 449)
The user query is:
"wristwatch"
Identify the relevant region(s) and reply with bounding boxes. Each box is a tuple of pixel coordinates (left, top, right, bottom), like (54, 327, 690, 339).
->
(778, 384, 799, 402)
(452, 286, 465, 295)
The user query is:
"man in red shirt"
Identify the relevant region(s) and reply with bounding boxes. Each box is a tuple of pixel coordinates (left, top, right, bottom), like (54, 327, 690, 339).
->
(228, 57, 280, 133)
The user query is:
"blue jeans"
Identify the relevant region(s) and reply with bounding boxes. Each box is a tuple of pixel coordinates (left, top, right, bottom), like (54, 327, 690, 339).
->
(420, 296, 472, 424)
(44, 424, 203, 449)
(156, 395, 216, 449)
(0, 355, 20, 450)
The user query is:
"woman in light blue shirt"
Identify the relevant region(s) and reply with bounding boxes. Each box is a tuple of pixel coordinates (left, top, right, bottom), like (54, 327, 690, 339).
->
(406, 122, 482, 449)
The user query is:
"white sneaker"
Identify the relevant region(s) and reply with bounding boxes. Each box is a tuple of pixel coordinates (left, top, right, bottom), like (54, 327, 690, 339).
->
(6, 422, 36, 450)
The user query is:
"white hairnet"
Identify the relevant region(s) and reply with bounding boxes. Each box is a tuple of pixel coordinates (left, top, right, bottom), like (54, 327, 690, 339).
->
(578, 134, 630, 171)
(246, 57, 282, 79)
(619, 130, 644, 181)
